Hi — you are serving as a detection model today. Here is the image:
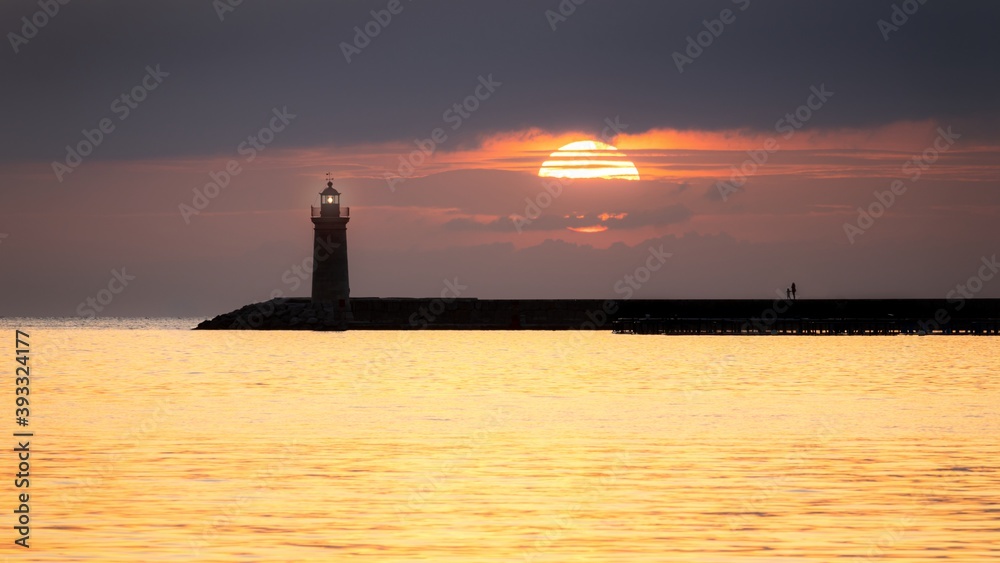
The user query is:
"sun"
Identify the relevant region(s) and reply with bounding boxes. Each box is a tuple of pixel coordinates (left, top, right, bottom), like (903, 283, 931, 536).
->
(538, 140, 640, 180)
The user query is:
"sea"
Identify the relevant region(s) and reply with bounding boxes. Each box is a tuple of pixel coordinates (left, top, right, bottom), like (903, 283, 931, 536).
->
(1, 318, 997, 562)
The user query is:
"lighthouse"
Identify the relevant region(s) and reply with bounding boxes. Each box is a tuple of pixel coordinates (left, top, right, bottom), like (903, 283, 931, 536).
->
(311, 179, 351, 309)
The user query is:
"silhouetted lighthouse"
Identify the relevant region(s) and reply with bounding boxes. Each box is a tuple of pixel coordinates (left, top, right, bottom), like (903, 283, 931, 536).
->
(311, 179, 350, 308)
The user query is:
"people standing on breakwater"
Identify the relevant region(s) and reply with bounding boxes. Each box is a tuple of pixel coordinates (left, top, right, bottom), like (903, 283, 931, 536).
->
(786, 288, 792, 300)
(791, 283, 797, 300)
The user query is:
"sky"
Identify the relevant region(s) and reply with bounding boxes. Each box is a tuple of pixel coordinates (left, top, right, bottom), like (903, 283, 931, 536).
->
(1, 0, 999, 317)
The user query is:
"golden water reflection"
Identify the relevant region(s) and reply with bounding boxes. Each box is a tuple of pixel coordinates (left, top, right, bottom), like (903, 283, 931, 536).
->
(10, 326, 1000, 561)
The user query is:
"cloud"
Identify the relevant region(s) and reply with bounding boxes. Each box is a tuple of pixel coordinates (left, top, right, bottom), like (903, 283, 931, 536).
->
(443, 205, 691, 233)
(442, 204, 692, 232)
(3, 0, 1000, 162)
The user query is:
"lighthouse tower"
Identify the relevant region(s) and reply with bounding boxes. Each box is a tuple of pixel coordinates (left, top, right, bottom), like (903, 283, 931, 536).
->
(311, 179, 351, 307)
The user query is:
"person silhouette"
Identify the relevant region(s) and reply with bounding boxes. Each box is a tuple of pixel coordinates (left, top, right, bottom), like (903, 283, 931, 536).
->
(791, 283, 797, 301)
(786, 287, 792, 300)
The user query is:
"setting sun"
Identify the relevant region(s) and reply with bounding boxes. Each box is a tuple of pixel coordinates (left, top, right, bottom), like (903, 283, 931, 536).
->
(538, 140, 641, 180)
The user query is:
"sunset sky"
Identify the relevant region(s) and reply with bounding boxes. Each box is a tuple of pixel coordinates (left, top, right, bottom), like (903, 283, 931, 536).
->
(2, 0, 999, 316)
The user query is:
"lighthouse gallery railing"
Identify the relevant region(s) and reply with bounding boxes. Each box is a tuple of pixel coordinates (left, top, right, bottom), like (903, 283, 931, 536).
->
(311, 206, 350, 218)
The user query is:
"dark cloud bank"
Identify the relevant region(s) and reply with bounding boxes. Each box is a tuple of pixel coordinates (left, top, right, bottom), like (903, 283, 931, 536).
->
(2, 0, 999, 161)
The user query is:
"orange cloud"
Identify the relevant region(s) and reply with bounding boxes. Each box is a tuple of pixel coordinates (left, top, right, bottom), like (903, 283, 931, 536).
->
(59, 120, 996, 197)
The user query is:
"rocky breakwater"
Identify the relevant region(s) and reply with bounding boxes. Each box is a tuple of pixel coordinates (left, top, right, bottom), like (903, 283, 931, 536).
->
(195, 298, 348, 330)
